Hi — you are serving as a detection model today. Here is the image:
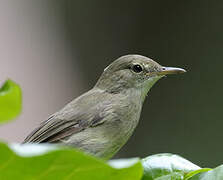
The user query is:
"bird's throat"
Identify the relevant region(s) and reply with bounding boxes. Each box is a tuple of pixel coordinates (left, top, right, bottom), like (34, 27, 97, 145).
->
(140, 76, 163, 102)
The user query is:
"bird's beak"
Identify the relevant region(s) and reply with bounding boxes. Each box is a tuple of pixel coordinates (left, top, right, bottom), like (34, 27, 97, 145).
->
(157, 67, 186, 75)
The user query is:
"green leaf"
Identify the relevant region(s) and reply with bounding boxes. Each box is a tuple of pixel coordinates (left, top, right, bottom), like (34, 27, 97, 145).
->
(189, 165, 223, 180)
(184, 168, 212, 180)
(142, 153, 201, 180)
(0, 79, 22, 123)
(0, 142, 143, 180)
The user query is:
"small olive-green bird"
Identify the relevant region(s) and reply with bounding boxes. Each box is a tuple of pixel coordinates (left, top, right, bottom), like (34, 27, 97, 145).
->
(24, 55, 185, 159)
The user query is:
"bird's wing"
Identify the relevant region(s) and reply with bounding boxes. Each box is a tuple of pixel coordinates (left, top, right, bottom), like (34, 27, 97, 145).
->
(23, 89, 112, 143)
(23, 108, 108, 143)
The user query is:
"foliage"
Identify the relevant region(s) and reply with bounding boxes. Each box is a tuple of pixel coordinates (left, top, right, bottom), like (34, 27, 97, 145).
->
(189, 166, 223, 180)
(0, 143, 143, 180)
(0, 79, 22, 123)
(142, 153, 201, 180)
(0, 143, 221, 180)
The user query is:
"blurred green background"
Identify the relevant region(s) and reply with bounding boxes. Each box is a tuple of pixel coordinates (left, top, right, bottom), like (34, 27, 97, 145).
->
(0, 0, 222, 167)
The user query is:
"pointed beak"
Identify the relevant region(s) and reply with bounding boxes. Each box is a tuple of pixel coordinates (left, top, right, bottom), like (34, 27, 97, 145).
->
(157, 67, 186, 75)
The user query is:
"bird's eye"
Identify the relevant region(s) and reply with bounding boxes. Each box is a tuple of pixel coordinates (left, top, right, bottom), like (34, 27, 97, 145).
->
(132, 64, 143, 73)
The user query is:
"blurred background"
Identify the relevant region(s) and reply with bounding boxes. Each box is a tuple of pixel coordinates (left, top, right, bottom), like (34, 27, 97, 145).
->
(0, 0, 222, 167)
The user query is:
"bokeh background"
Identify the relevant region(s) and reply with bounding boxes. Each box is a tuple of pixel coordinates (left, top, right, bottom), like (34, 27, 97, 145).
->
(0, 0, 222, 167)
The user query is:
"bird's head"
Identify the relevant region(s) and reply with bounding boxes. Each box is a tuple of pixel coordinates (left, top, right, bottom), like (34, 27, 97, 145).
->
(95, 54, 186, 101)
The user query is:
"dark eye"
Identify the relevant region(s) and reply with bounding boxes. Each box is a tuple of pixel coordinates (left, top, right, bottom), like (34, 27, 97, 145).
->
(132, 64, 143, 73)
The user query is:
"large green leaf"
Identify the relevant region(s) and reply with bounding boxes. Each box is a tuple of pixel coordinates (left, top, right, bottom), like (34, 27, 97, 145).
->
(142, 153, 201, 180)
(0, 79, 22, 123)
(0, 142, 143, 180)
(189, 165, 223, 180)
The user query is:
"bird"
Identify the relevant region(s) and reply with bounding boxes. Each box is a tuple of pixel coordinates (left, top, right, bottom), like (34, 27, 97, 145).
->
(24, 54, 186, 159)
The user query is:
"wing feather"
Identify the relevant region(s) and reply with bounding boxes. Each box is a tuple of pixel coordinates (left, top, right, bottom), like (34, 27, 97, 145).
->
(23, 89, 112, 144)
